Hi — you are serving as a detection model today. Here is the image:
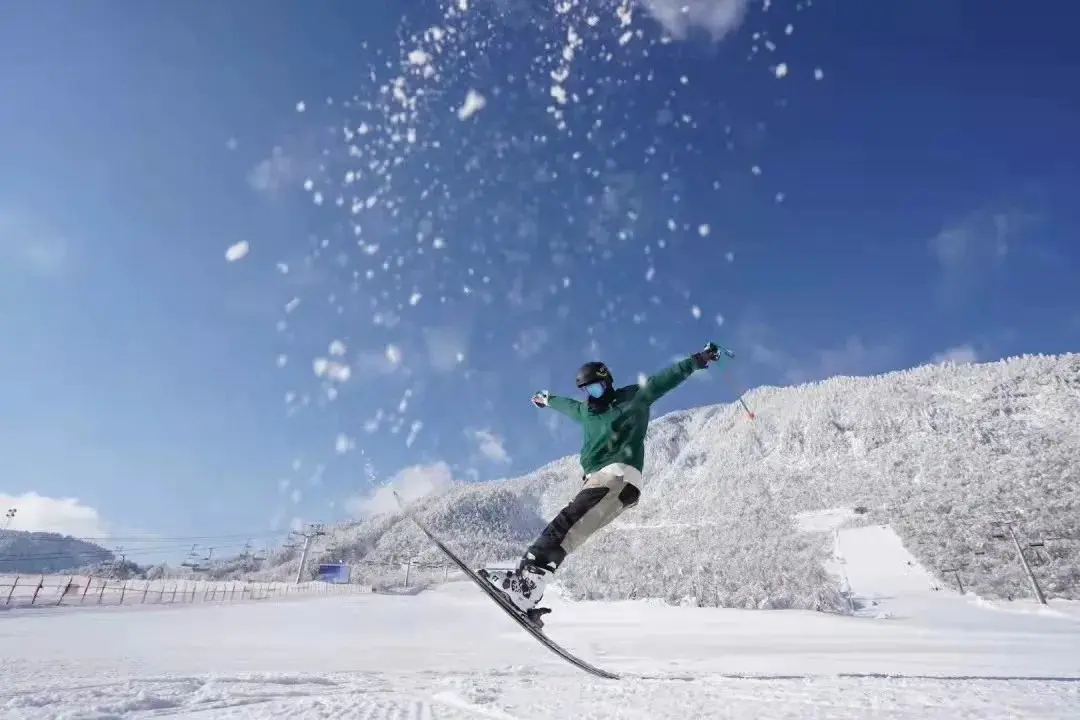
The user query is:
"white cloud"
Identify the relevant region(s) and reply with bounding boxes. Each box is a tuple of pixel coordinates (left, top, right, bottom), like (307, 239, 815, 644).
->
(0, 492, 109, 537)
(472, 428, 512, 464)
(928, 208, 1037, 303)
(247, 147, 297, 193)
(736, 316, 900, 386)
(933, 345, 979, 365)
(640, 0, 750, 41)
(345, 462, 455, 518)
(789, 336, 899, 384)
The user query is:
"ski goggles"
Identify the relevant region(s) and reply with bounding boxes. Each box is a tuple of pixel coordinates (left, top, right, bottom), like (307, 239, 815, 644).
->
(580, 381, 607, 398)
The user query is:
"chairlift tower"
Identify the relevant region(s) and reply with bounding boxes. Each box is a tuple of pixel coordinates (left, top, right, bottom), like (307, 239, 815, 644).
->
(294, 524, 327, 584)
(990, 518, 1047, 605)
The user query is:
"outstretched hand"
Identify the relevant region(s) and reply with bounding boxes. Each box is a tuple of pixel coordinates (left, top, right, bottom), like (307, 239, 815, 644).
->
(692, 342, 730, 368)
(531, 390, 550, 408)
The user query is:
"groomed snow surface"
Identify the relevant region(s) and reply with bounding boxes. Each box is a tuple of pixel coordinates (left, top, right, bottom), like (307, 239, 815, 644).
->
(3, 522, 1079, 719)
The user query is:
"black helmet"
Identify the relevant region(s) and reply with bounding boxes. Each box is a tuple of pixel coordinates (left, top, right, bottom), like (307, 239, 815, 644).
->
(576, 361, 613, 396)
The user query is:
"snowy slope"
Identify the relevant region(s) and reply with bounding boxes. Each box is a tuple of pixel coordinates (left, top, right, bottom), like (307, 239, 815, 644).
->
(271, 354, 1080, 608)
(794, 509, 938, 599)
(2, 581, 1079, 719)
(837, 524, 939, 600)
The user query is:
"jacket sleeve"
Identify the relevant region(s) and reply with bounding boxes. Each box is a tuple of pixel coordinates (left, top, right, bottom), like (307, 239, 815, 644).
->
(634, 357, 698, 406)
(547, 395, 585, 423)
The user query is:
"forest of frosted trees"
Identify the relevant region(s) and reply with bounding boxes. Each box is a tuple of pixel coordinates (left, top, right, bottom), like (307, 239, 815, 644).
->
(254, 353, 1079, 609)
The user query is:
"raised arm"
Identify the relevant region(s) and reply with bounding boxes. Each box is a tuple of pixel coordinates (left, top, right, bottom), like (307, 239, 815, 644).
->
(532, 390, 585, 424)
(635, 342, 726, 406)
(634, 358, 698, 406)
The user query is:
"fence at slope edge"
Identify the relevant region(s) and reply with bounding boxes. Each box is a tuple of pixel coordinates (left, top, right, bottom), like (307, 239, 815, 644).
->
(0, 573, 369, 609)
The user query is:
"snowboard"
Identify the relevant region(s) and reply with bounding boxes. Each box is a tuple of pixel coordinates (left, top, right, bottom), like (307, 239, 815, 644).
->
(393, 492, 620, 680)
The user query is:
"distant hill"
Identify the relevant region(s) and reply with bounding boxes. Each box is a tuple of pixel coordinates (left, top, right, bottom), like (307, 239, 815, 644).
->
(236, 354, 1080, 609)
(0, 530, 114, 573)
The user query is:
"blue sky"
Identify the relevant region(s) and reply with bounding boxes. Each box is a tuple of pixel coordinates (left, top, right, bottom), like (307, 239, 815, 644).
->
(1, 0, 1077, 562)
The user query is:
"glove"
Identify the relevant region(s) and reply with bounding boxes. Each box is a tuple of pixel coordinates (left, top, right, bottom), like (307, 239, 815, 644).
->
(691, 342, 728, 369)
(531, 390, 550, 408)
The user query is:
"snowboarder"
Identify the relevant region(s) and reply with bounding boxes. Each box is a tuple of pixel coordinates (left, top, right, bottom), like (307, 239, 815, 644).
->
(479, 342, 726, 620)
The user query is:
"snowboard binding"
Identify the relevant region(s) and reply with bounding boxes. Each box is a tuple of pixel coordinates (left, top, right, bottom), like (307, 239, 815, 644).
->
(525, 606, 552, 629)
(477, 568, 552, 628)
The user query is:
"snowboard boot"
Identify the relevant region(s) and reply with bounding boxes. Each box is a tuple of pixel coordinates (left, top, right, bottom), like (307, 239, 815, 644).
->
(477, 563, 552, 628)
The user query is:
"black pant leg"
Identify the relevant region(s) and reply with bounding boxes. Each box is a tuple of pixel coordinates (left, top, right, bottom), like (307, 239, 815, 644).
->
(525, 485, 611, 571)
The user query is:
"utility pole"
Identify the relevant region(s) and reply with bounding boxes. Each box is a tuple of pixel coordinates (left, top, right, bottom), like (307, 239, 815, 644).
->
(941, 567, 965, 594)
(294, 524, 326, 584)
(992, 520, 1047, 605)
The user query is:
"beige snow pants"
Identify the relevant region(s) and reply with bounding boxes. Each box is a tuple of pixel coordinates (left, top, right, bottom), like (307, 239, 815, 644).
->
(525, 462, 642, 570)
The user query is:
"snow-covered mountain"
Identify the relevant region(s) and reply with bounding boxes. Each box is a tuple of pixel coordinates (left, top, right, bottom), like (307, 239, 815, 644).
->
(0, 530, 114, 573)
(261, 353, 1080, 609)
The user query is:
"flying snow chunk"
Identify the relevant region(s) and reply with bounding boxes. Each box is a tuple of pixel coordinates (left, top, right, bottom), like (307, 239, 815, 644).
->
(715, 313, 725, 326)
(225, 241, 249, 262)
(698, 224, 711, 237)
(334, 433, 356, 454)
(637, 373, 648, 387)
(409, 292, 422, 306)
(405, 420, 423, 448)
(296, 101, 306, 112)
(774, 63, 789, 79)
(385, 344, 402, 365)
(457, 90, 487, 120)
(313, 357, 351, 382)
(814, 67, 825, 80)
(726, 251, 735, 262)
(328, 340, 347, 356)
(691, 305, 702, 319)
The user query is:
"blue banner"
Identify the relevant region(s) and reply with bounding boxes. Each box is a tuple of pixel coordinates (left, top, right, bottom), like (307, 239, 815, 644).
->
(317, 563, 351, 584)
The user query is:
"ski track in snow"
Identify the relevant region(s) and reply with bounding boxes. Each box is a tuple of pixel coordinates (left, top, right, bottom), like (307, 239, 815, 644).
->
(2, 578, 1079, 719)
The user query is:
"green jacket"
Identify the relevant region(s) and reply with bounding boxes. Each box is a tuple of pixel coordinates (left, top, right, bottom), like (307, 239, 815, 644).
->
(547, 357, 701, 476)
